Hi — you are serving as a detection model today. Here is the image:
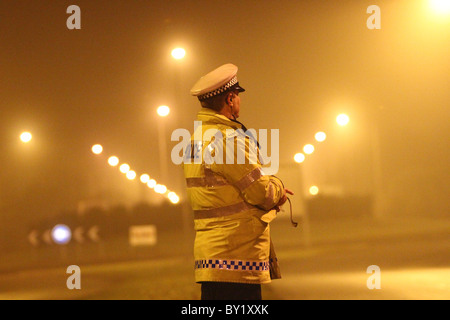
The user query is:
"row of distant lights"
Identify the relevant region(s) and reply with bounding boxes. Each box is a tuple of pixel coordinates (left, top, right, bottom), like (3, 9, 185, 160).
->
(294, 114, 350, 196)
(294, 114, 349, 163)
(91, 144, 180, 204)
(86, 47, 185, 203)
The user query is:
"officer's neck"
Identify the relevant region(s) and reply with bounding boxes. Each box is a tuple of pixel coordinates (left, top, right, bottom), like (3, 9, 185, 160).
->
(220, 105, 237, 121)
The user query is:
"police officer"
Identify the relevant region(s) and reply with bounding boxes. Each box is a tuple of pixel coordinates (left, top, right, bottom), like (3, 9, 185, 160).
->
(184, 63, 293, 300)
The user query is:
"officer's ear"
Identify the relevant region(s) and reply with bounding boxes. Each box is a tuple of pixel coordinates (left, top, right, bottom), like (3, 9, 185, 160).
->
(226, 92, 234, 105)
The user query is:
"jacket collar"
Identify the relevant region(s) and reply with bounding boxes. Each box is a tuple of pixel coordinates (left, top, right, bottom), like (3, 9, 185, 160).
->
(196, 108, 260, 148)
(196, 108, 243, 130)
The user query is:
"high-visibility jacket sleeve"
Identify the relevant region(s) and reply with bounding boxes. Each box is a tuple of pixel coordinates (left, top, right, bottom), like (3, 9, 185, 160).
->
(210, 133, 285, 211)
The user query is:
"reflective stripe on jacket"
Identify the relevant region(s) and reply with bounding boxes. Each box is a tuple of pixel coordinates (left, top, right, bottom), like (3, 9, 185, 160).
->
(183, 108, 285, 284)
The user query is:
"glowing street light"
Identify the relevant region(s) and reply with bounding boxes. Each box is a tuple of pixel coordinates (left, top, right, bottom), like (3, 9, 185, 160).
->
(108, 156, 119, 167)
(303, 144, 315, 155)
(20, 132, 32, 143)
(126, 170, 136, 180)
(157, 105, 170, 117)
(171, 47, 186, 60)
(315, 132, 327, 142)
(119, 163, 130, 174)
(147, 179, 157, 188)
(430, 0, 450, 14)
(154, 184, 167, 194)
(168, 191, 180, 204)
(309, 186, 319, 196)
(156, 105, 170, 183)
(91, 144, 180, 204)
(336, 114, 350, 126)
(140, 174, 150, 184)
(294, 152, 306, 163)
(91, 144, 103, 155)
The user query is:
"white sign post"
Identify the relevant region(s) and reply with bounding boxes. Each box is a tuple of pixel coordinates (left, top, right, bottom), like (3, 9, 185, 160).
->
(129, 225, 157, 247)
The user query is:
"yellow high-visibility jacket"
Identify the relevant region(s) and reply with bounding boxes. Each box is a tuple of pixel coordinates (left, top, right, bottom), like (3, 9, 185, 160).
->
(183, 108, 285, 284)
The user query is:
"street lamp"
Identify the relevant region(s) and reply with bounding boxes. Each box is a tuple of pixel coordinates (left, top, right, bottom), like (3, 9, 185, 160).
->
(294, 152, 306, 163)
(315, 132, 327, 142)
(309, 185, 319, 196)
(157, 105, 170, 117)
(430, 0, 450, 14)
(336, 114, 350, 126)
(108, 156, 119, 167)
(168, 191, 180, 204)
(171, 47, 186, 60)
(147, 179, 157, 189)
(154, 184, 167, 194)
(140, 174, 150, 184)
(119, 163, 130, 174)
(20, 132, 32, 143)
(126, 170, 136, 180)
(91, 144, 103, 155)
(303, 144, 315, 155)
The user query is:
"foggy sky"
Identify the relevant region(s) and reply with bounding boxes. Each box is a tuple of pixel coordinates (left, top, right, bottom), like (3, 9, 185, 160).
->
(0, 0, 449, 220)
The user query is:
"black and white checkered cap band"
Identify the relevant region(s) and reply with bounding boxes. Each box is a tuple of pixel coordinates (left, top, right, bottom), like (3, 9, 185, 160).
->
(195, 258, 272, 272)
(197, 76, 238, 101)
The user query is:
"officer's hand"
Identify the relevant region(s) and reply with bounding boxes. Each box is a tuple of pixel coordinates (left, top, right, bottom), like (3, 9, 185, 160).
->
(275, 188, 294, 211)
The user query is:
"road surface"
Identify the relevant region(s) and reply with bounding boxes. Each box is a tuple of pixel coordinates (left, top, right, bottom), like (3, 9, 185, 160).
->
(0, 216, 448, 300)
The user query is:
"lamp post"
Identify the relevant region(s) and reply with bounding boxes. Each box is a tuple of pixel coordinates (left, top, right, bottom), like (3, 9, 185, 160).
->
(368, 110, 384, 219)
(156, 105, 170, 183)
(335, 111, 384, 219)
(293, 153, 311, 246)
(170, 47, 194, 254)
